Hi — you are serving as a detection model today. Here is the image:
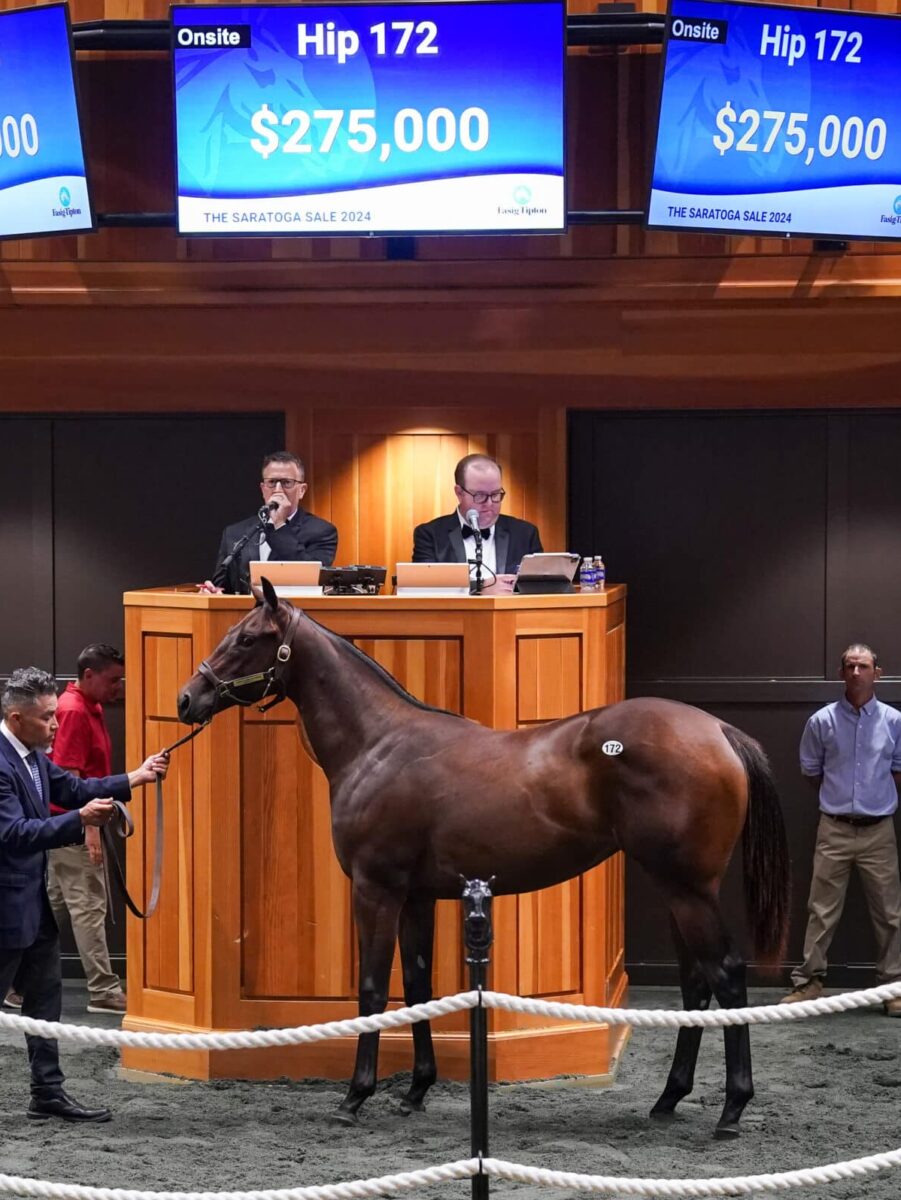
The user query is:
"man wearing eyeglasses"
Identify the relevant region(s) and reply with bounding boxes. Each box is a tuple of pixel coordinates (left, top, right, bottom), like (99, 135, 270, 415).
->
(200, 451, 337, 595)
(412, 454, 542, 594)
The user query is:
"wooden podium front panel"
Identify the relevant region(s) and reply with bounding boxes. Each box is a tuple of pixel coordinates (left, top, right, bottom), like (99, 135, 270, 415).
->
(240, 713, 352, 1000)
(516, 636, 583, 723)
(122, 590, 626, 1082)
(138, 631, 197, 998)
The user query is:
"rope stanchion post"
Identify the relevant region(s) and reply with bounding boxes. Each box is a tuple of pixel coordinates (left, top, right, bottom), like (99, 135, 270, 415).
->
(462, 877, 494, 1200)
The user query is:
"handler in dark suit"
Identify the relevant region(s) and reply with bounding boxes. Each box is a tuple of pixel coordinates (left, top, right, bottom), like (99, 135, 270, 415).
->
(412, 454, 542, 594)
(200, 450, 338, 594)
(0, 667, 168, 1122)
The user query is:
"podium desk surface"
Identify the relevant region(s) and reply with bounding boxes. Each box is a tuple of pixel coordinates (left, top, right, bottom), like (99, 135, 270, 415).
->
(124, 585, 625, 611)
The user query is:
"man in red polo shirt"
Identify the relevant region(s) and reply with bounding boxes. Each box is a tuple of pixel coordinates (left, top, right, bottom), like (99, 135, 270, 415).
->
(46, 644, 127, 1015)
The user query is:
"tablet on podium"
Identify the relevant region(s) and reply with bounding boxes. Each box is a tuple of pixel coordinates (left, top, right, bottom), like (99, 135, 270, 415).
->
(395, 562, 470, 597)
(514, 553, 580, 595)
(249, 561, 323, 598)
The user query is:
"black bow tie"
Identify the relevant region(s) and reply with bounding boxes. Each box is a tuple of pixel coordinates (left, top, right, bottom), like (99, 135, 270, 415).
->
(462, 525, 492, 540)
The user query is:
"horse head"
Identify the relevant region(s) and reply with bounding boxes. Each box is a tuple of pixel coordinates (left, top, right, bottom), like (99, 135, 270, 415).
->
(177, 577, 296, 725)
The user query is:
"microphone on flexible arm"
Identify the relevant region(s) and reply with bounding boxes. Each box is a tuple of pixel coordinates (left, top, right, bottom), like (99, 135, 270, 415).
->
(465, 507, 486, 593)
(258, 500, 280, 523)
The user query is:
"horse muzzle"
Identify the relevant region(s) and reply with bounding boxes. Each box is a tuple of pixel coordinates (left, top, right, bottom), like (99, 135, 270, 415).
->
(177, 678, 218, 726)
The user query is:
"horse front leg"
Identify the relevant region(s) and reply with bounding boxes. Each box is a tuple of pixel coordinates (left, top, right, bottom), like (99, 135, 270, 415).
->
(336, 878, 404, 1125)
(669, 891, 753, 1140)
(650, 916, 712, 1121)
(398, 893, 437, 1114)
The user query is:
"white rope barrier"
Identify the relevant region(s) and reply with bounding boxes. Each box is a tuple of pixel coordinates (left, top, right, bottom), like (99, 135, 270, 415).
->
(2, 983, 901, 1198)
(3, 981, 901, 1048)
(482, 1148, 901, 1196)
(481, 978, 901, 1028)
(0, 993, 480, 1049)
(0, 1162, 481, 1200)
(4, 1146, 901, 1200)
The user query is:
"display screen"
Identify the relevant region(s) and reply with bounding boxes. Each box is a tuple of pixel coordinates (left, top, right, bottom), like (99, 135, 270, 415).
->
(171, 1, 565, 236)
(646, 0, 901, 241)
(0, 3, 93, 239)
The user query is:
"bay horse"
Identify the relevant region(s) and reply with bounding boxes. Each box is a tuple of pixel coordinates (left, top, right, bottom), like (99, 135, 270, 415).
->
(177, 579, 790, 1138)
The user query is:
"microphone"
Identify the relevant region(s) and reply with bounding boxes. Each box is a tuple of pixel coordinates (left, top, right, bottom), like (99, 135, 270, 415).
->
(465, 508, 482, 539)
(258, 500, 279, 523)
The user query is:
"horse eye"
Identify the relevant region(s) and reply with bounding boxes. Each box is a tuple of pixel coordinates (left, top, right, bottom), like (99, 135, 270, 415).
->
(237, 634, 255, 648)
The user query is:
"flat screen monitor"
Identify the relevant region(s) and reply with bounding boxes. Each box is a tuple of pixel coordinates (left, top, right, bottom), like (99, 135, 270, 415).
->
(646, 0, 901, 242)
(171, 1, 566, 237)
(0, 3, 94, 239)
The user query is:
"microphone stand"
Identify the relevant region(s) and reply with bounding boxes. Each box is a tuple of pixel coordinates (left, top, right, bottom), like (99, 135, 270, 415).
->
(469, 530, 485, 595)
(220, 509, 269, 592)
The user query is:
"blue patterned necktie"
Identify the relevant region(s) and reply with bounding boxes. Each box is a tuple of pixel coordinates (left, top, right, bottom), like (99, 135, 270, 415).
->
(25, 752, 44, 804)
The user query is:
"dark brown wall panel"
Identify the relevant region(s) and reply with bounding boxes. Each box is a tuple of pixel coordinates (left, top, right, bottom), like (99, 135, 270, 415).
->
(51, 414, 283, 669)
(569, 408, 901, 984)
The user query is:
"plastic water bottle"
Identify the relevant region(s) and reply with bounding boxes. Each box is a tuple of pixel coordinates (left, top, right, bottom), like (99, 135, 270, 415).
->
(579, 555, 597, 592)
(594, 555, 606, 592)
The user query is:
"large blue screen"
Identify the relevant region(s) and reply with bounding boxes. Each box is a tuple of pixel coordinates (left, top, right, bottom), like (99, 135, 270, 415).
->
(647, 0, 901, 240)
(171, 1, 565, 236)
(0, 3, 93, 239)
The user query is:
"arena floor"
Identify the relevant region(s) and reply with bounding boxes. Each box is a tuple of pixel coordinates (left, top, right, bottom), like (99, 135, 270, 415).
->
(1, 984, 899, 1200)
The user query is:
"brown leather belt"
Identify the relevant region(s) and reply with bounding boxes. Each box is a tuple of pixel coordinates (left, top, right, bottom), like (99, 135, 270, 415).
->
(824, 812, 887, 828)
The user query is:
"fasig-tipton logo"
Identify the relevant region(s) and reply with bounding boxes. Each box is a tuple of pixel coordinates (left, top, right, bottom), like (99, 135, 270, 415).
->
(174, 23, 252, 48)
(880, 195, 901, 227)
(52, 185, 82, 219)
(669, 15, 728, 43)
(497, 183, 548, 218)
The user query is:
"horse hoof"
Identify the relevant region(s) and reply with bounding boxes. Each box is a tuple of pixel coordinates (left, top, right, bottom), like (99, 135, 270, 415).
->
(649, 1104, 676, 1120)
(714, 1123, 740, 1140)
(399, 1099, 425, 1116)
(332, 1110, 359, 1127)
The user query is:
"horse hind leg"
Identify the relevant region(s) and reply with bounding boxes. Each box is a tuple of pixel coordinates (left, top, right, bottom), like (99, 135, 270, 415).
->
(336, 879, 404, 1126)
(397, 893, 438, 1114)
(650, 916, 712, 1121)
(667, 890, 753, 1140)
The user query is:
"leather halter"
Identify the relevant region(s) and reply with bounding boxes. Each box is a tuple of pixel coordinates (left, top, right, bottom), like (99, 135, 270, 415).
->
(197, 606, 300, 714)
(103, 720, 210, 922)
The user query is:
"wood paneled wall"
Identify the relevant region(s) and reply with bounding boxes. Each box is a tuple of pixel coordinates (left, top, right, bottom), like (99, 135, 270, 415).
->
(311, 405, 562, 572)
(0, 3, 899, 585)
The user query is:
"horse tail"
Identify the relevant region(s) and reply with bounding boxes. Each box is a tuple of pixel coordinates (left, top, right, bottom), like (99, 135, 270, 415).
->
(722, 725, 791, 966)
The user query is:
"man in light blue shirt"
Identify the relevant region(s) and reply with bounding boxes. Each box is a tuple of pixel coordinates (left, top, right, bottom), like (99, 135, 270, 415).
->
(781, 644, 901, 1014)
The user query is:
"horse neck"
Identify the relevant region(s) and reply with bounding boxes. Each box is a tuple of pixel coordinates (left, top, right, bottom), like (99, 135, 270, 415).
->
(284, 611, 407, 775)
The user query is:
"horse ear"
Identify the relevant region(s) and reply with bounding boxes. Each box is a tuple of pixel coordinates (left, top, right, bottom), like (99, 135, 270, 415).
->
(260, 576, 279, 613)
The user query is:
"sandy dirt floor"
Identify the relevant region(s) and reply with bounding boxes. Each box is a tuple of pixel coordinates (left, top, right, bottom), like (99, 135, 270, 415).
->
(1, 983, 900, 1200)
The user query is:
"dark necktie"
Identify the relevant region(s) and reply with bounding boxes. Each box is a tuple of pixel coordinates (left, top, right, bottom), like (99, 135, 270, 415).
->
(26, 752, 44, 804)
(462, 525, 493, 540)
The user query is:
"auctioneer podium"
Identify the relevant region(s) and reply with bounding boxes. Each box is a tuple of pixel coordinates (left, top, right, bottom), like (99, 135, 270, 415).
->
(121, 586, 627, 1082)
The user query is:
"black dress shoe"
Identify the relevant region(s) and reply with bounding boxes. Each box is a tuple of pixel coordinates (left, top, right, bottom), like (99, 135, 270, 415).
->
(27, 1092, 112, 1122)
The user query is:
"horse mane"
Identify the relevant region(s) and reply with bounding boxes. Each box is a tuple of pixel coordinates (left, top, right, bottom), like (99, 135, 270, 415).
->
(301, 609, 463, 720)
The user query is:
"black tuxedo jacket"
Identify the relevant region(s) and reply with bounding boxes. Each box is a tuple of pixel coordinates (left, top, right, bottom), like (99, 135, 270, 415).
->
(211, 507, 338, 594)
(412, 513, 542, 575)
(0, 733, 130, 950)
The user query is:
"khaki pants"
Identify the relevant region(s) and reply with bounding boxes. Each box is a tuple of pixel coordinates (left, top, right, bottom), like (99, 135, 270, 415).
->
(46, 844, 121, 1004)
(792, 813, 901, 987)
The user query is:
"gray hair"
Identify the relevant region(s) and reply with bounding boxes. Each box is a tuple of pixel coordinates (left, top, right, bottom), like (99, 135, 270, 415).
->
(1, 667, 57, 717)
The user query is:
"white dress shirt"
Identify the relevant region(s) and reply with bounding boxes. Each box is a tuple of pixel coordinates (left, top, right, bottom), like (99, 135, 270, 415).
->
(0, 719, 31, 761)
(456, 511, 498, 580)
